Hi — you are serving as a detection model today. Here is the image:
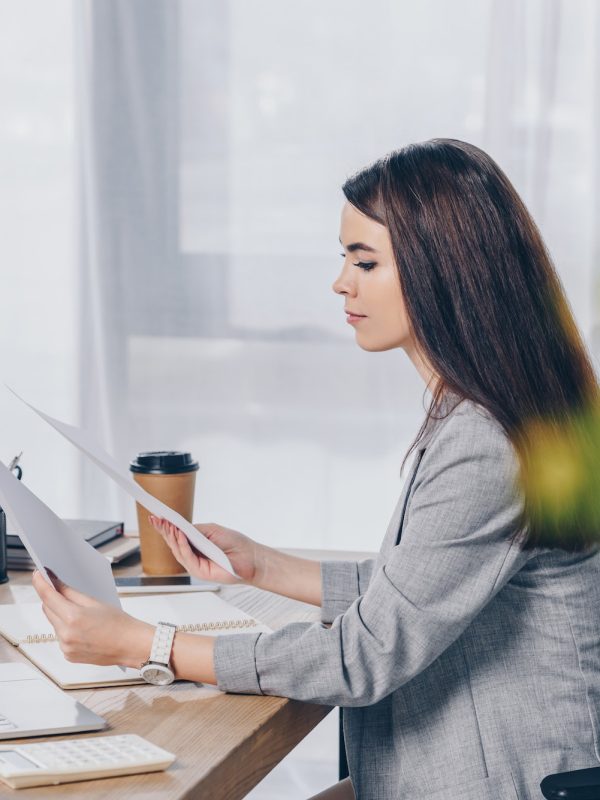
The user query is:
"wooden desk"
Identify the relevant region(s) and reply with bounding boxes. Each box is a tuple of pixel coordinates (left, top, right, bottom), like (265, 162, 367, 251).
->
(0, 549, 357, 799)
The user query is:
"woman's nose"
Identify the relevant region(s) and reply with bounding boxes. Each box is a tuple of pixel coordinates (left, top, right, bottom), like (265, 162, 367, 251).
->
(332, 261, 357, 297)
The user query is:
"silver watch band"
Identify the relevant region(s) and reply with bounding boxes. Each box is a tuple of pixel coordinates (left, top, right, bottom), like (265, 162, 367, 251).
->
(149, 622, 177, 666)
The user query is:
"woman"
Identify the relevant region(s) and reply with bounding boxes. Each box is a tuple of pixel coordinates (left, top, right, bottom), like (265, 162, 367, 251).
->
(33, 139, 600, 800)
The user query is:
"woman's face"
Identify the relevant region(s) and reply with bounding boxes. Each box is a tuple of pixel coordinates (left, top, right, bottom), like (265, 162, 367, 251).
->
(333, 201, 412, 352)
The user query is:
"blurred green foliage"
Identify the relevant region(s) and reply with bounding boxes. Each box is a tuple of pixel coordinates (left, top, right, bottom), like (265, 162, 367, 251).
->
(520, 404, 600, 541)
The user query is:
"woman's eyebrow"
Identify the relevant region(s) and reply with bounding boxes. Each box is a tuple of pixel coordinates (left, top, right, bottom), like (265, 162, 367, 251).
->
(338, 237, 378, 253)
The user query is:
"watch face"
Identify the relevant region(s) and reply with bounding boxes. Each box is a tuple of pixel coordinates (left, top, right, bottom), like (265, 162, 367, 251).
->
(140, 663, 174, 686)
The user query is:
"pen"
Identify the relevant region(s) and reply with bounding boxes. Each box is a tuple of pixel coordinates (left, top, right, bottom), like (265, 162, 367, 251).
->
(8, 452, 23, 481)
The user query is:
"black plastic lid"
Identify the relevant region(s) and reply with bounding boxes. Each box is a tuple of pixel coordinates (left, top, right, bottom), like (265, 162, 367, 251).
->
(129, 451, 199, 475)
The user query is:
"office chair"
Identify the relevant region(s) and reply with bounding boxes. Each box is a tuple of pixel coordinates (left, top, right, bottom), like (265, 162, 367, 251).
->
(541, 764, 600, 799)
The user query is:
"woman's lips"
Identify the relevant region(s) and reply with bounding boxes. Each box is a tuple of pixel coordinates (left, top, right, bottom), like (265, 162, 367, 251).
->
(345, 311, 367, 325)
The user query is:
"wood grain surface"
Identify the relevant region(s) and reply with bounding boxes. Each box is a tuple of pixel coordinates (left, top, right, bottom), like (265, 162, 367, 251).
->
(0, 551, 343, 799)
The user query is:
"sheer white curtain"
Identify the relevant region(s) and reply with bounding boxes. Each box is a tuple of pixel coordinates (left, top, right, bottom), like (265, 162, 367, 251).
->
(0, 1, 78, 517)
(72, 0, 600, 548)
(484, 0, 599, 343)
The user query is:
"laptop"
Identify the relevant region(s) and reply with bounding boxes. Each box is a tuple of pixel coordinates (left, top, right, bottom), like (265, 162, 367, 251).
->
(0, 663, 106, 739)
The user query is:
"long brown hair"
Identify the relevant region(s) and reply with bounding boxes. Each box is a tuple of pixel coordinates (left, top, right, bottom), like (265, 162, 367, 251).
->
(342, 138, 599, 551)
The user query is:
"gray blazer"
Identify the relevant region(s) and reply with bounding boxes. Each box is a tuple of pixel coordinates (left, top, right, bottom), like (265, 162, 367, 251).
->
(214, 400, 600, 799)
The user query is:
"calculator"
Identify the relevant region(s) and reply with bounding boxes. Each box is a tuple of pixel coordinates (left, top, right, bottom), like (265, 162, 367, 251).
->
(0, 734, 175, 789)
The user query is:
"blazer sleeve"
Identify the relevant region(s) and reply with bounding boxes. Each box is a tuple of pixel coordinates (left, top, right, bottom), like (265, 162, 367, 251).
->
(320, 558, 376, 624)
(213, 409, 533, 707)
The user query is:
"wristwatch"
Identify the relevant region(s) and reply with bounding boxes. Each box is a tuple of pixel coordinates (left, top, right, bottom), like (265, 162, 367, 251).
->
(140, 622, 177, 685)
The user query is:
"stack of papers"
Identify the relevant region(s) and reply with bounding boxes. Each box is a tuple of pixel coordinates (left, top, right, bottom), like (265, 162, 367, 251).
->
(7, 519, 124, 570)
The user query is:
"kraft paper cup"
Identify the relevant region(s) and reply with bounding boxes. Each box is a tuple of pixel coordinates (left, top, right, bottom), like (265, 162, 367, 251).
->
(130, 451, 199, 575)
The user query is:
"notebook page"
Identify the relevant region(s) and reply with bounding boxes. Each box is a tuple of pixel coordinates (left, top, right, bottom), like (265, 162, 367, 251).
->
(121, 592, 272, 634)
(0, 594, 270, 646)
(0, 603, 51, 645)
(0, 593, 270, 688)
(18, 642, 141, 689)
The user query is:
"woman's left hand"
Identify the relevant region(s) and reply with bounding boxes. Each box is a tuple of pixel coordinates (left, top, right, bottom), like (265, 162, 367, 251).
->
(32, 570, 154, 669)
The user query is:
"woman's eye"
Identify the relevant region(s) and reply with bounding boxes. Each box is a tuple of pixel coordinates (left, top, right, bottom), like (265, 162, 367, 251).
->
(353, 261, 376, 271)
(338, 253, 376, 271)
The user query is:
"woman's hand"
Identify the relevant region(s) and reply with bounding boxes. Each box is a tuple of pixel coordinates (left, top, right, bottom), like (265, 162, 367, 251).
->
(31, 570, 154, 669)
(149, 516, 323, 606)
(149, 517, 267, 586)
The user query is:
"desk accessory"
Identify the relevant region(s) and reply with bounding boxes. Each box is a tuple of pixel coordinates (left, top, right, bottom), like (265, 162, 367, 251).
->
(0, 508, 7, 585)
(115, 575, 218, 593)
(6, 519, 125, 570)
(0, 663, 106, 740)
(0, 453, 23, 584)
(6, 534, 139, 570)
(101, 535, 140, 564)
(0, 733, 175, 789)
(130, 451, 199, 575)
(7, 518, 123, 551)
(0, 592, 270, 689)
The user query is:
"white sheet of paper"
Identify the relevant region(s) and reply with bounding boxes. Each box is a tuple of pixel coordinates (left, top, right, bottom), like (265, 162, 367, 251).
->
(9, 388, 235, 576)
(0, 461, 121, 608)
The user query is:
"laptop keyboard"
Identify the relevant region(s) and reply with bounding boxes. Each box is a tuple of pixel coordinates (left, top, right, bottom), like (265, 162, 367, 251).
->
(0, 714, 17, 732)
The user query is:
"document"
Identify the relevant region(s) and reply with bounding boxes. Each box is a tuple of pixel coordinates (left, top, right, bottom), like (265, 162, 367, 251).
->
(0, 461, 120, 608)
(8, 388, 235, 576)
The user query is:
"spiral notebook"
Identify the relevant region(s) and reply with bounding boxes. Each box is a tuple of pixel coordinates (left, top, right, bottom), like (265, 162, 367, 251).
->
(0, 593, 271, 689)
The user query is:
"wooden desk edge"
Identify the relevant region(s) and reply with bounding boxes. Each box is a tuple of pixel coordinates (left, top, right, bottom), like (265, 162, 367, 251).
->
(194, 698, 332, 800)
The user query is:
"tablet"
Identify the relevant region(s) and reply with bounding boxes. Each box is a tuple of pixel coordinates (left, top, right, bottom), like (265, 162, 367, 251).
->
(115, 576, 219, 594)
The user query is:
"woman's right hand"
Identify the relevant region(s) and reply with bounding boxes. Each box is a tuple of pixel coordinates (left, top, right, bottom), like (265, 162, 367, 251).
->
(148, 516, 266, 586)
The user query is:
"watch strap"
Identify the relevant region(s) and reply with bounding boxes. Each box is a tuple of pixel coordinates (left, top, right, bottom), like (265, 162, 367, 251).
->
(149, 622, 177, 666)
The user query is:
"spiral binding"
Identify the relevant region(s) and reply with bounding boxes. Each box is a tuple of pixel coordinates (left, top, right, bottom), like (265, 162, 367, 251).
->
(20, 618, 258, 644)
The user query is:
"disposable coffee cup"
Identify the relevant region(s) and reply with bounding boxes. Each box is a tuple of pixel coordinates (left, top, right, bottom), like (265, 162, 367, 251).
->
(130, 451, 199, 575)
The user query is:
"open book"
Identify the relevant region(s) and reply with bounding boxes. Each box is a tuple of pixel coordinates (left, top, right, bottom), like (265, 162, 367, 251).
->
(0, 593, 271, 690)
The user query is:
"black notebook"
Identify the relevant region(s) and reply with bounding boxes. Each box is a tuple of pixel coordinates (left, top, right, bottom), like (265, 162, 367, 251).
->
(7, 519, 123, 550)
